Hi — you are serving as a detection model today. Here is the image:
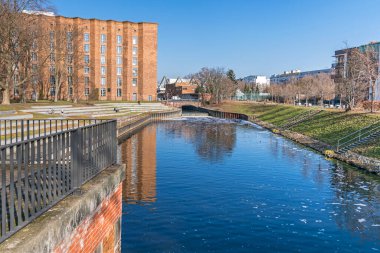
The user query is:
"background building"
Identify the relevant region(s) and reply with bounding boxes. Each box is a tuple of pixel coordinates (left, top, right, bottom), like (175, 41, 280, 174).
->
(242, 75, 270, 91)
(334, 42, 380, 101)
(22, 12, 157, 101)
(270, 69, 332, 84)
(158, 77, 198, 100)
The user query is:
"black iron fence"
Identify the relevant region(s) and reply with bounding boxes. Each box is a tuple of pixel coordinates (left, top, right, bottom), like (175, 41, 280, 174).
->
(0, 119, 117, 243)
(0, 119, 108, 146)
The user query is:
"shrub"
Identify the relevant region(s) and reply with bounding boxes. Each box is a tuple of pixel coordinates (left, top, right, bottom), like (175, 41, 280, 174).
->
(324, 150, 335, 158)
(362, 101, 380, 112)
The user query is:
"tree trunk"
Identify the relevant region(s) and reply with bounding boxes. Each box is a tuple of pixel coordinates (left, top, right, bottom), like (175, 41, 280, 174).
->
(371, 82, 375, 113)
(2, 88, 10, 105)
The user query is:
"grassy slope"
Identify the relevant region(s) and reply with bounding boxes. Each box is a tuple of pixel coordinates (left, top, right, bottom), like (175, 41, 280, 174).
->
(213, 102, 380, 159)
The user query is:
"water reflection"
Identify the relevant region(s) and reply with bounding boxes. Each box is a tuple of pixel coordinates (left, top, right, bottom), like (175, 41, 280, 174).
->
(160, 118, 237, 162)
(120, 118, 380, 252)
(120, 124, 157, 204)
(266, 130, 380, 242)
(330, 162, 380, 241)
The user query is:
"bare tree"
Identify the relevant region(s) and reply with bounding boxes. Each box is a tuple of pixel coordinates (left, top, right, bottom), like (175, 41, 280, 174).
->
(190, 67, 235, 105)
(341, 48, 369, 110)
(358, 46, 380, 112)
(0, 0, 52, 104)
(314, 73, 335, 106)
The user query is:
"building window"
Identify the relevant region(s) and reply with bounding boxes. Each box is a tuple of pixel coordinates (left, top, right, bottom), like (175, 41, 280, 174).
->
(132, 68, 138, 77)
(101, 66, 106, 75)
(32, 40, 38, 50)
(50, 75, 55, 85)
(132, 47, 137, 56)
(50, 31, 55, 41)
(50, 87, 56, 96)
(132, 57, 137, 66)
(132, 78, 137, 86)
(84, 44, 90, 52)
(31, 52, 37, 61)
(50, 53, 55, 62)
(69, 86, 73, 96)
(84, 77, 89, 86)
(101, 77, 106, 86)
(116, 46, 122, 55)
(148, 95, 152, 101)
(67, 32, 73, 42)
(84, 55, 90, 64)
(67, 54, 73, 64)
(117, 67, 122, 76)
(100, 45, 106, 54)
(101, 34, 107, 43)
(68, 76, 73, 85)
(32, 64, 37, 73)
(84, 33, 90, 42)
(84, 66, 90, 74)
(117, 88, 122, 97)
(67, 66, 73, 75)
(117, 77, 122, 87)
(117, 35, 122, 44)
(116, 56, 122, 65)
(85, 88, 89, 96)
(101, 56, 106, 65)
(132, 36, 138, 45)
(67, 42, 73, 53)
(50, 66, 55, 74)
(100, 88, 106, 97)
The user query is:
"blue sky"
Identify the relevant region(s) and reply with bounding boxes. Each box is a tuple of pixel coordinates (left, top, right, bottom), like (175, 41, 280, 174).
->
(53, 0, 380, 79)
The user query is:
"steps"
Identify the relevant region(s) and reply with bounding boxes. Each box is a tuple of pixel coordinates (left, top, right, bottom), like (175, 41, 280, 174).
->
(280, 110, 322, 129)
(336, 121, 380, 153)
(20, 103, 172, 118)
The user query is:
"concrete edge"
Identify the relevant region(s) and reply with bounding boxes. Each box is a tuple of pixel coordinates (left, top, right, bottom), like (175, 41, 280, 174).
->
(0, 164, 126, 253)
(250, 118, 380, 175)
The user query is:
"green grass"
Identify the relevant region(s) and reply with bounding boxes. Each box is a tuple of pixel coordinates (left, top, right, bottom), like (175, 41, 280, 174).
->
(213, 102, 380, 159)
(352, 137, 380, 159)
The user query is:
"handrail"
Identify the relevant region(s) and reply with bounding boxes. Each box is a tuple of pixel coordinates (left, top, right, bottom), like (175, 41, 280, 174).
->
(0, 119, 117, 243)
(337, 120, 380, 144)
(280, 110, 316, 128)
(337, 120, 380, 151)
(0, 119, 107, 147)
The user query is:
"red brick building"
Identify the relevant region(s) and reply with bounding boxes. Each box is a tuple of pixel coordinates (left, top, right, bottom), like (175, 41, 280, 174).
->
(27, 13, 157, 101)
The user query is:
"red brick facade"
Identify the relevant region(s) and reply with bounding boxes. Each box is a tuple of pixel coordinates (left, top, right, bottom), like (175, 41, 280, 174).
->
(54, 184, 123, 253)
(27, 15, 157, 102)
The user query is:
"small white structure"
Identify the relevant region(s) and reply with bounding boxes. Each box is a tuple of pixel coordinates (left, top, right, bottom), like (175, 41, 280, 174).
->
(242, 75, 270, 91)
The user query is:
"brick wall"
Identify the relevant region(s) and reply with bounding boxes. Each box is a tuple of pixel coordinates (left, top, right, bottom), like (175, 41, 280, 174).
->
(54, 184, 123, 253)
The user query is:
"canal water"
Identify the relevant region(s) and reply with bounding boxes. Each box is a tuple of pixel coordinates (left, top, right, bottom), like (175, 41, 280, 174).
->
(119, 118, 380, 253)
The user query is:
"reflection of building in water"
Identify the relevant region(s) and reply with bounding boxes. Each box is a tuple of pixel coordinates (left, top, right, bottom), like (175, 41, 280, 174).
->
(121, 124, 157, 203)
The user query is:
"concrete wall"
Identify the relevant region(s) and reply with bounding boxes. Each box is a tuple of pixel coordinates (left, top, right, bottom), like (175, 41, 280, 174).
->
(0, 165, 125, 253)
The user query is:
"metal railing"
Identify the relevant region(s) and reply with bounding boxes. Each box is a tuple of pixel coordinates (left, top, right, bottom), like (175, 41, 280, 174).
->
(336, 120, 380, 151)
(0, 119, 108, 146)
(117, 110, 182, 139)
(0, 119, 117, 243)
(280, 110, 321, 129)
(182, 105, 249, 120)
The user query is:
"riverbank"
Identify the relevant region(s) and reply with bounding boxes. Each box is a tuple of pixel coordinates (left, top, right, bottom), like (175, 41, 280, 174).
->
(204, 102, 380, 175)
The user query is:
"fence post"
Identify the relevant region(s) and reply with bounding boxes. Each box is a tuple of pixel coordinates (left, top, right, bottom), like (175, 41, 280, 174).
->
(71, 129, 81, 189)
